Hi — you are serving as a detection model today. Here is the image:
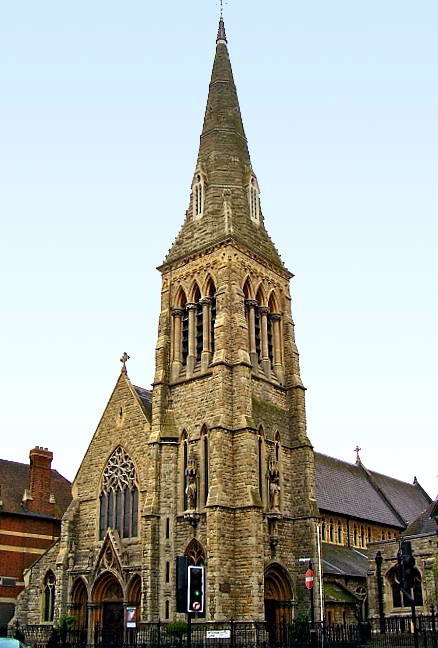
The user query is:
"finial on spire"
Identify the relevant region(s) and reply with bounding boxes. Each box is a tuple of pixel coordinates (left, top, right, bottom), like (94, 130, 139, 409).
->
(120, 352, 130, 375)
(354, 445, 362, 465)
(216, 2, 227, 44)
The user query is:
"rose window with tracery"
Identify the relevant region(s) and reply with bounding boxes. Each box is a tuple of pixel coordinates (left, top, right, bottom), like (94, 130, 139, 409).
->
(99, 447, 138, 540)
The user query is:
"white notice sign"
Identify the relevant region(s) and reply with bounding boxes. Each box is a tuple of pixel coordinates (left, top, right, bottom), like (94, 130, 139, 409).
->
(206, 630, 231, 639)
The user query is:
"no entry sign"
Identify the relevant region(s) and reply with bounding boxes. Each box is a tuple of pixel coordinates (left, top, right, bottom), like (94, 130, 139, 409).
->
(305, 569, 314, 589)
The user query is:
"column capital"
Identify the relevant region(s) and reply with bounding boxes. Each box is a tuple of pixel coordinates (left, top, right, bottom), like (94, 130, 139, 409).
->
(270, 313, 281, 322)
(245, 299, 258, 308)
(186, 302, 198, 311)
(172, 308, 184, 317)
(259, 306, 269, 316)
(199, 297, 212, 306)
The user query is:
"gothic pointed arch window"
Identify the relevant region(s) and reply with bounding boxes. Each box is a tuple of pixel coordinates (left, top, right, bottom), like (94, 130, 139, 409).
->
(171, 288, 188, 373)
(255, 287, 264, 361)
(185, 539, 206, 618)
(205, 277, 216, 357)
(192, 283, 203, 362)
(274, 431, 281, 462)
(337, 520, 343, 544)
(387, 566, 423, 608)
(99, 446, 138, 540)
(248, 176, 260, 223)
(329, 519, 334, 543)
(42, 570, 55, 622)
(192, 172, 204, 219)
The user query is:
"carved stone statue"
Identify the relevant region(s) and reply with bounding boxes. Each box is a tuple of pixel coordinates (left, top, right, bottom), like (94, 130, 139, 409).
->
(268, 458, 281, 513)
(185, 458, 198, 510)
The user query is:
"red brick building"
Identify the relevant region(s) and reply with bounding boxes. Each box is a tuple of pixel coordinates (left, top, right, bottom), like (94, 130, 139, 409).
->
(0, 447, 71, 626)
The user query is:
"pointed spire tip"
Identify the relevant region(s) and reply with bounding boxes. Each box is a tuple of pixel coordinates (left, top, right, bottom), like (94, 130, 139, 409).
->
(216, 17, 227, 44)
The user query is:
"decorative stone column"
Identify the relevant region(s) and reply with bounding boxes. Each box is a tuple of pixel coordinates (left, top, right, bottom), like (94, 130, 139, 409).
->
(86, 602, 98, 645)
(245, 299, 258, 367)
(171, 308, 184, 380)
(186, 302, 197, 376)
(271, 313, 284, 383)
(259, 306, 271, 375)
(200, 296, 212, 371)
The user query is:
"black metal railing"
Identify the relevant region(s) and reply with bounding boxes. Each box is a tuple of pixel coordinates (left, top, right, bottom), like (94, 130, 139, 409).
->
(10, 613, 437, 648)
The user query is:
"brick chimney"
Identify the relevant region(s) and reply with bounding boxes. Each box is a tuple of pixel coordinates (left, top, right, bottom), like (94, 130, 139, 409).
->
(27, 446, 55, 515)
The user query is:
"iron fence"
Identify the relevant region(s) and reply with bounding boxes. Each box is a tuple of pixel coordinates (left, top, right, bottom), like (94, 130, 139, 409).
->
(8, 614, 437, 648)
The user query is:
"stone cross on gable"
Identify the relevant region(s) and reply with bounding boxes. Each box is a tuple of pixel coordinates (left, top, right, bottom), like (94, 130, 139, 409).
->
(120, 352, 130, 375)
(354, 445, 362, 464)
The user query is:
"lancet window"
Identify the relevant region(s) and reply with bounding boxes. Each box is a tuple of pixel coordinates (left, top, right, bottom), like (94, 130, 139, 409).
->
(192, 173, 204, 219)
(99, 446, 138, 540)
(248, 176, 260, 223)
(43, 571, 55, 622)
(171, 279, 216, 378)
(337, 521, 343, 544)
(244, 281, 284, 382)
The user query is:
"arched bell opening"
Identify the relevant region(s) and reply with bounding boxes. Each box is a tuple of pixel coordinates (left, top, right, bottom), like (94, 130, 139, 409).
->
(92, 572, 124, 645)
(264, 563, 294, 635)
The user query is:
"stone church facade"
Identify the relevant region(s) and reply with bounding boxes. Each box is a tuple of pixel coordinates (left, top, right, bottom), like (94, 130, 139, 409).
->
(15, 19, 321, 636)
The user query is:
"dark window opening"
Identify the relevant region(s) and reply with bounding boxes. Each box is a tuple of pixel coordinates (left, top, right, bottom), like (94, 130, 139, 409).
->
(182, 309, 189, 366)
(196, 302, 203, 361)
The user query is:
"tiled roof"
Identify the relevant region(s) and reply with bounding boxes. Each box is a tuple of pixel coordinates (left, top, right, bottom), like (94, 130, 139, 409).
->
(0, 459, 71, 519)
(315, 453, 430, 528)
(403, 498, 438, 537)
(133, 385, 152, 417)
(368, 471, 431, 525)
(322, 542, 369, 578)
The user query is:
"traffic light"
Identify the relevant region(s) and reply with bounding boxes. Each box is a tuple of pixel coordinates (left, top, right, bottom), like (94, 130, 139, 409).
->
(187, 565, 204, 613)
(397, 540, 416, 603)
(176, 556, 188, 613)
(400, 541, 416, 591)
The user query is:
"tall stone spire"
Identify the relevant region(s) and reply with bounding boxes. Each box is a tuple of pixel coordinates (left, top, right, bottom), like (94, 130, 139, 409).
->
(163, 20, 285, 271)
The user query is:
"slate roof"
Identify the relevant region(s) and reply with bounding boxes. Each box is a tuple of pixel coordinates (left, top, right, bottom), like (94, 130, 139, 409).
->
(133, 385, 152, 417)
(0, 458, 71, 519)
(315, 453, 430, 528)
(322, 542, 369, 578)
(403, 497, 438, 537)
(368, 470, 431, 526)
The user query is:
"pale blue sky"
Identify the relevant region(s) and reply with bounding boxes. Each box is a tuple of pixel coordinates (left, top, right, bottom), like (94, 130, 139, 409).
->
(1, 1, 437, 499)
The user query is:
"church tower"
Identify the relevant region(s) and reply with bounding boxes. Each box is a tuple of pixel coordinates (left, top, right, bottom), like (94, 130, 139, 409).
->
(14, 18, 321, 633)
(149, 18, 321, 621)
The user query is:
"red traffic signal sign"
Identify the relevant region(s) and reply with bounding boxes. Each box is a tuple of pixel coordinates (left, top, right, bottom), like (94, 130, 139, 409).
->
(305, 569, 314, 589)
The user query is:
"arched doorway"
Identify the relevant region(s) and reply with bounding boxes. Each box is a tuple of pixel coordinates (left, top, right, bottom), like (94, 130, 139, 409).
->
(71, 578, 88, 633)
(92, 573, 124, 645)
(264, 564, 294, 633)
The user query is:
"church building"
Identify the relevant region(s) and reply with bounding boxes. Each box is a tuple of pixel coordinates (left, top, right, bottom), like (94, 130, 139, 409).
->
(15, 18, 322, 636)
